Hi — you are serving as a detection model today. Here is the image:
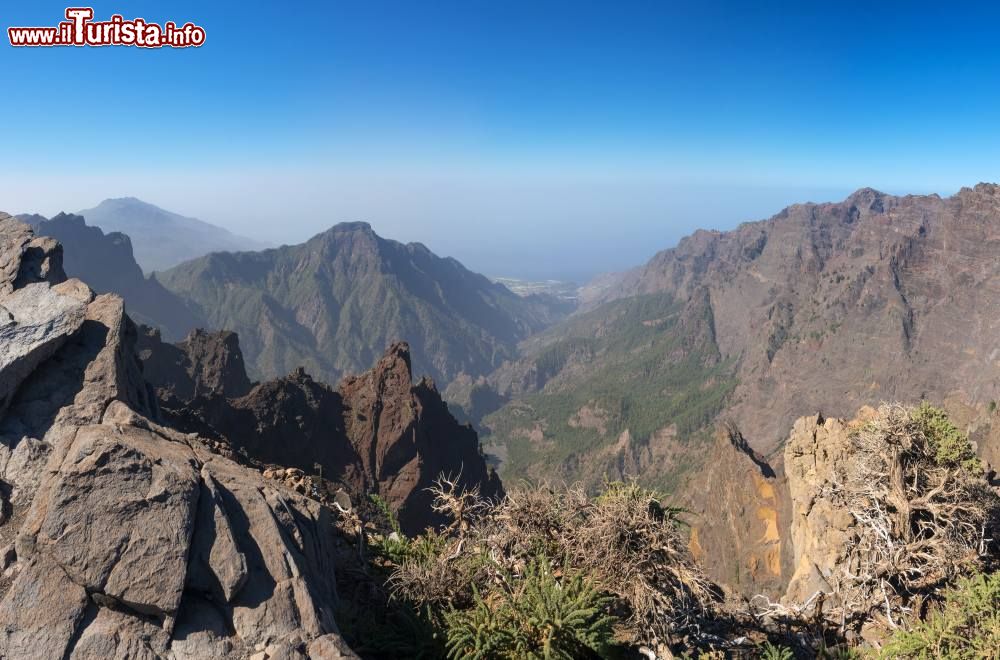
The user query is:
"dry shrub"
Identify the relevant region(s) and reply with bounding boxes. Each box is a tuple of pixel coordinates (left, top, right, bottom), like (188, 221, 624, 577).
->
(823, 403, 1000, 629)
(389, 477, 715, 650)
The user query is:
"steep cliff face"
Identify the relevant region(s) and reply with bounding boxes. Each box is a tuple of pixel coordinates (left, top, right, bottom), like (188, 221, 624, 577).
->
(676, 425, 790, 597)
(495, 185, 1000, 468)
(24, 212, 205, 340)
(138, 329, 502, 535)
(0, 217, 357, 659)
(781, 413, 863, 604)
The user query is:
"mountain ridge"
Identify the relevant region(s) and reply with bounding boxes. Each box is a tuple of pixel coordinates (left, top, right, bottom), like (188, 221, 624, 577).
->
(19, 212, 205, 340)
(157, 220, 569, 387)
(474, 183, 1000, 494)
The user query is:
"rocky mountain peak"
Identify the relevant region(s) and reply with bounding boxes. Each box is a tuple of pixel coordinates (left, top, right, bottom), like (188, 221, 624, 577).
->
(845, 186, 887, 209)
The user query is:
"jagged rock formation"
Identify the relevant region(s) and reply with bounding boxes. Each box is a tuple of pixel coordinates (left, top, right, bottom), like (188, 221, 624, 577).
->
(75, 197, 266, 273)
(138, 326, 253, 401)
(22, 212, 205, 340)
(138, 328, 503, 535)
(156, 221, 563, 386)
(0, 218, 357, 659)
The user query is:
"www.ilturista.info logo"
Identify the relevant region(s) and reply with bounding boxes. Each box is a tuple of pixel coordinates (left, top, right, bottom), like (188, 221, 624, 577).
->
(8, 8, 205, 48)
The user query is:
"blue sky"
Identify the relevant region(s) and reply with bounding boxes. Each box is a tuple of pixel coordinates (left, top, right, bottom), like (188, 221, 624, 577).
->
(3, 1, 1000, 281)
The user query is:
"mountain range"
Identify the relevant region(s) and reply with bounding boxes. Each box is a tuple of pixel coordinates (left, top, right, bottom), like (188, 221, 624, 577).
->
(0, 215, 499, 656)
(448, 185, 1000, 497)
(3, 184, 1000, 655)
(155, 221, 569, 385)
(76, 197, 266, 272)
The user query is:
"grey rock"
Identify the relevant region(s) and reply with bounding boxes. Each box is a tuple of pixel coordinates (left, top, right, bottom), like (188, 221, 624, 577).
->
(20, 423, 201, 618)
(307, 634, 361, 659)
(187, 465, 249, 603)
(0, 217, 357, 659)
(0, 281, 88, 415)
(0, 556, 89, 659)
(0, 215, 65, 295)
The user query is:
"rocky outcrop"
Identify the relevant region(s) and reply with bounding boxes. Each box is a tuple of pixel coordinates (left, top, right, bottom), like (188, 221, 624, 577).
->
(141, 332, 503, 535)
(781, 413, 861, 604)
(138, 325, 253, 401)
(0, 218, 357, 659)
(0, 213, 65, 295)
(338, 342, 503, 531)
(0, 280, 88, 415)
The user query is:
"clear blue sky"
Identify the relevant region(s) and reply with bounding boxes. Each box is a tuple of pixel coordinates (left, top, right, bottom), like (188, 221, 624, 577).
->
(3, 1, 1000, 281)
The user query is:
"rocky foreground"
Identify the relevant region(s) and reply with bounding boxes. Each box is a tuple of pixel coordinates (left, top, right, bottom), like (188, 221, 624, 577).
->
(0, 214, 355, 658)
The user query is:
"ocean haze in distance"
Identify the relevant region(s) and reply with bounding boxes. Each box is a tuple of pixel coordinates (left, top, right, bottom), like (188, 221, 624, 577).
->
(3, 170, 866, 283)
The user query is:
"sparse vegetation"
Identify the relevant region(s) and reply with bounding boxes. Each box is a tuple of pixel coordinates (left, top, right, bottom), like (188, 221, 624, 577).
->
(796, 403, 999, 633)
(485, 291, 737, 492)
(387, 477, 716, 656)
(337, 404, 999, 658)
(879, 570, 1000, 659)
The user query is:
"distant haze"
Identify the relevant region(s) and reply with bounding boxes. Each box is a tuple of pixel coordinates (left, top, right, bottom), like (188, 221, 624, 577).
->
(3, 171, 866, 283)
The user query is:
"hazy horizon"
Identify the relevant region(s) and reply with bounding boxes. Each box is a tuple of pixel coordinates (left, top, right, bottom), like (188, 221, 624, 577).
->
(3, 181, 904, 283)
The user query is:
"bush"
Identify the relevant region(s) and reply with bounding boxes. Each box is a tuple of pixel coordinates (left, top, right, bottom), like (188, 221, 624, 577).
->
(822, 404, 1000, 629)
(388, 478, 715, 653)
(879, 571, 1000, 659)
(911, 402, 982, 472)
(758, 642, 794, 660)
(444, 556, 616, 659)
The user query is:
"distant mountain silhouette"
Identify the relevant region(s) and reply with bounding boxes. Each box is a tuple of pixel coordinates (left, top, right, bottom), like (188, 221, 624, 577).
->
(76, 197, 266, 272)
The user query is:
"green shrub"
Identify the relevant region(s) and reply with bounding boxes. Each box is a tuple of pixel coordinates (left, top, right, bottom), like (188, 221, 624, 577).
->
(912, 402, 982, 472)
(879, 571, 1000, 659)
(444, 556, 617, 659)
(758, 642, 794, 660)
